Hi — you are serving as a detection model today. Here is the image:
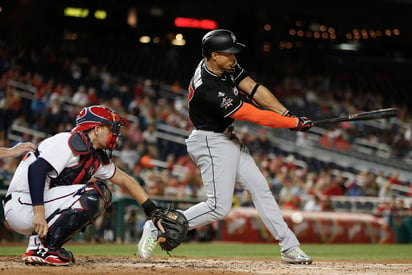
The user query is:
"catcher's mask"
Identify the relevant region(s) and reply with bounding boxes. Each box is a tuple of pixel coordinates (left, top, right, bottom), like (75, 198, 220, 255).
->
(73, 105, 125, 151)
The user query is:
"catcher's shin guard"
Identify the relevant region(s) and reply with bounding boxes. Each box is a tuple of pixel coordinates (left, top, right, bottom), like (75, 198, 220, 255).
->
(45, 181, 112, 248)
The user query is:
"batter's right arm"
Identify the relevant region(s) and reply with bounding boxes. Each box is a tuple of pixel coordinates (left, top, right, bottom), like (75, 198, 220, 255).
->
(238, 76, 289, 115)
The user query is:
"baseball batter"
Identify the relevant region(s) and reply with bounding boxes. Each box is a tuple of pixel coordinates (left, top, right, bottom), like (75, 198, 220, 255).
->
(3, 105, 164, 266)
(138, 29, 313, 264)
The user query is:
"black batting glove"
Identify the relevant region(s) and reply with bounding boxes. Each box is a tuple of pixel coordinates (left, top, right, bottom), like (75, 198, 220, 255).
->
(292, 117, 314, 132)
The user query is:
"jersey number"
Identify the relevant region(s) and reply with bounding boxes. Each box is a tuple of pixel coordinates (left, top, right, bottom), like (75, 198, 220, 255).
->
(187, 84, 194, 106)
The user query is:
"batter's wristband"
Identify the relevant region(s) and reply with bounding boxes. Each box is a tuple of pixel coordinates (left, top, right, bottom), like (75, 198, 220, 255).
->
(142, 199, 158, 217)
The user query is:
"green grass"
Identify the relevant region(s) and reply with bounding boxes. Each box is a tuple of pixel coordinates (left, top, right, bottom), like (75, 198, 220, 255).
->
(1, 242, 412, 261)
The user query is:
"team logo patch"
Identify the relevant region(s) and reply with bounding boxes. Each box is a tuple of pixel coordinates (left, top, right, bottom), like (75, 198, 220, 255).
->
(230, 33, 237, 43)
(220, 96, 233, 109)
(166, 211, 178, 221)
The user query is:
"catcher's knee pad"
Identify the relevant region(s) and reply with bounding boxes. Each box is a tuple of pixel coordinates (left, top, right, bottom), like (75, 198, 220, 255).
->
(45, 181, 112, 248)
(81, 181, 112, 219)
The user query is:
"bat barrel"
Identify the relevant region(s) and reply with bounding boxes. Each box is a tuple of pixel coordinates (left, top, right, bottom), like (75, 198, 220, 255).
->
(312, 108, 398, 126)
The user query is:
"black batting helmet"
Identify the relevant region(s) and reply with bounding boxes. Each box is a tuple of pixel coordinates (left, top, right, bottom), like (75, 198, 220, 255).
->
(201, 29, 246, 57)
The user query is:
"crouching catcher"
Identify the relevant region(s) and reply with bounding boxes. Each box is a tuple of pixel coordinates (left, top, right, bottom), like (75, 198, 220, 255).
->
(3, 105, 165, 266)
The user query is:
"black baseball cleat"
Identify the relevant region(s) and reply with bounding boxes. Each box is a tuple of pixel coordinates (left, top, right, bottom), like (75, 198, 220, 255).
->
(22, 247, 74, 266)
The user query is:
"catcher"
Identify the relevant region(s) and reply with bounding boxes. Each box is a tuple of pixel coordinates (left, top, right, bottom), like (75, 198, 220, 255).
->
(3, 105, 167, 266)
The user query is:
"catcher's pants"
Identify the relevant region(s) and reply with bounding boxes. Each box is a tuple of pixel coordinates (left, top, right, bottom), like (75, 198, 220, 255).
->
(183, 130, 300, 252)
(4, 184, 85, 235)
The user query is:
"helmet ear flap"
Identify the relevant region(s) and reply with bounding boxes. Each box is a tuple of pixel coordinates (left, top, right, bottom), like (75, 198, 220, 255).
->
(106, 115, 124, 151)
(106, 133, 117, 150)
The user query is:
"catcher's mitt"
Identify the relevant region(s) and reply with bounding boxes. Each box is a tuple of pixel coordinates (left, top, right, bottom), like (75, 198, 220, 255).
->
(152, 208, 189, 252)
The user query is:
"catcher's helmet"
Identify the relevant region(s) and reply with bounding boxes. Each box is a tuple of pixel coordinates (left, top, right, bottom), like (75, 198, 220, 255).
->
(201, 29, 245, 57)
(73, 105, 124, 150)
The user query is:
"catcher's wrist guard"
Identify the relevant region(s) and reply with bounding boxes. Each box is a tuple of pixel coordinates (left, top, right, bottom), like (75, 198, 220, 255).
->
(141, 199, 158, 217)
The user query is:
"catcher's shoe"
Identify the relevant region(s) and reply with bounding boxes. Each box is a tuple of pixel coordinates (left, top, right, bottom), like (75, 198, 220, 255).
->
(281, 247, 312, 264)
(22, 247, 74, 266)
(138, 220, 159, 259)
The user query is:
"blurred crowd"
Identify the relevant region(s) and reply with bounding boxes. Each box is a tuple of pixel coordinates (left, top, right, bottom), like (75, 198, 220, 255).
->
(1, 42, 412, 221)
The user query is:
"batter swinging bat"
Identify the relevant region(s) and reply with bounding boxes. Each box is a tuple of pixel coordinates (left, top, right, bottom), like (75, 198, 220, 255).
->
(312, 108, 398, 126)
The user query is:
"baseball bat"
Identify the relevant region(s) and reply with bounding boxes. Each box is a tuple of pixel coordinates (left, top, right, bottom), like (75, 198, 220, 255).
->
(312, 108, 398, 126)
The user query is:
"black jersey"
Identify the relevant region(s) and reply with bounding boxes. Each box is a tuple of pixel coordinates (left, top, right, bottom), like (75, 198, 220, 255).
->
(187, 59, 249, 132)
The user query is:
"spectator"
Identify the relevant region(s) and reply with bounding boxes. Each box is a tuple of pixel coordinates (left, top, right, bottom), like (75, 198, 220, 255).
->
(142, 123, 158, 145)
(347, 182, 365, 197)
(282, 195, 301, 210)
(30, 91, 47, 115)
(323, 173, 345, 196)
(72, 85, 89, 107)
(303, 194, 322, 211)
(240, 190, 254, 207)
(131, 164, 146, 188)
(119, 141, 140, 171)
(320, 196, 334, 211)
(87, 87, 100, 105)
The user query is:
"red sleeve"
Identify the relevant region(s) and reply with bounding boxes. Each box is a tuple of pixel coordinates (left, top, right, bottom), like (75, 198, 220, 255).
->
(231, 102, 297, 129)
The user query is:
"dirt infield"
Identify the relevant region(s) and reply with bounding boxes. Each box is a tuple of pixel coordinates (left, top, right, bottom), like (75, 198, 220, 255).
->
(1, 256, 411, 275)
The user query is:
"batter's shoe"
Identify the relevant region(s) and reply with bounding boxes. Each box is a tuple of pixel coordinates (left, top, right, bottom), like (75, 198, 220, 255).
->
(281, 247, 312, 264)
(22, 247, 74, 266)
(138, 220, 159, 259)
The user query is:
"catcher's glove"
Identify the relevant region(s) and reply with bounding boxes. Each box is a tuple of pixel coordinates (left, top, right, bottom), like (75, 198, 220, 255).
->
(152, 208, 189, 252)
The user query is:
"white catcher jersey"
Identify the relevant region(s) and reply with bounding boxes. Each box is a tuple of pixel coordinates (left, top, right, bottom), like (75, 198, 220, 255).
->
(7, 132, 116, 195)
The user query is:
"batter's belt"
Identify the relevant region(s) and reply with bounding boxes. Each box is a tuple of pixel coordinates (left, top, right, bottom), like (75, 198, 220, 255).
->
(195, 124, 234, 134)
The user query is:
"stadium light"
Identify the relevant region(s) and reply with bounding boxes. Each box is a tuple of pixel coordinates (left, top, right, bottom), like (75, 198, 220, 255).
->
(64, 7, 89, 18)
(174, 17, 217, 30)
(171, 33, 186, 46)
(94, 10, 107, 20)
(139, 36, 151, 44)
(334, 42, 361, 51)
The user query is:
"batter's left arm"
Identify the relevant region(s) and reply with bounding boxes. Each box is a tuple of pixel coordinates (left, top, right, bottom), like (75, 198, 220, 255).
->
(238, 76, 289, 115)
